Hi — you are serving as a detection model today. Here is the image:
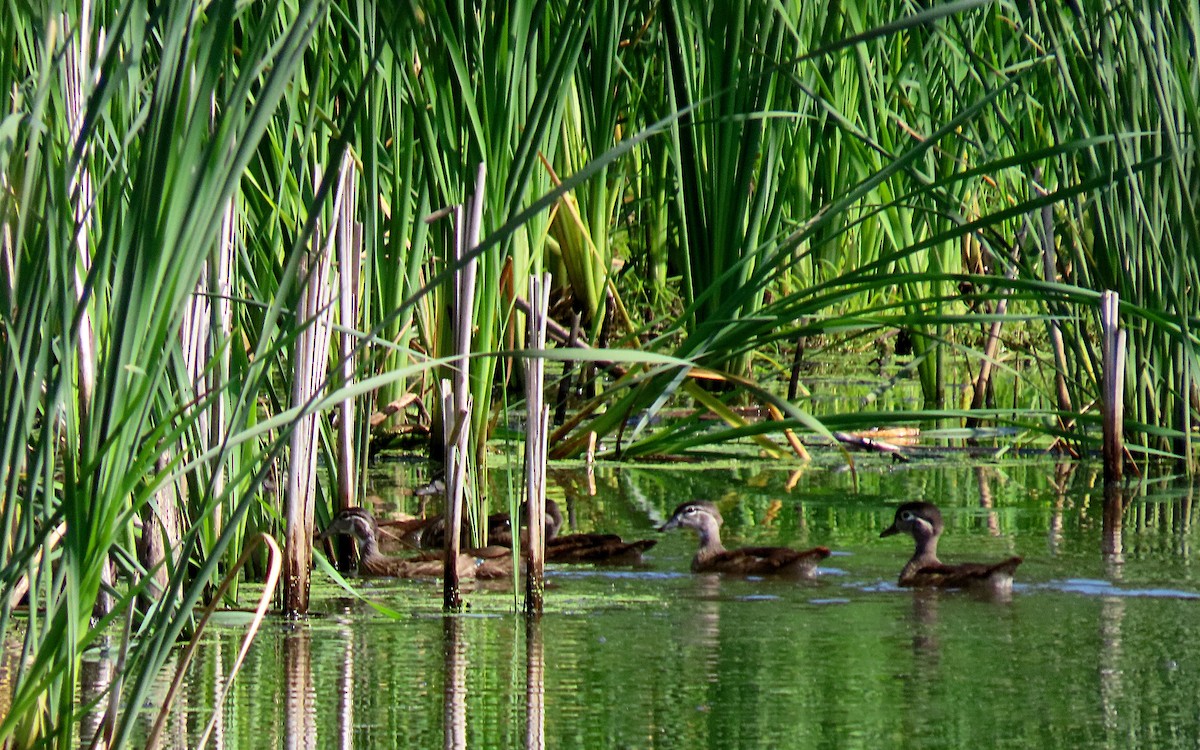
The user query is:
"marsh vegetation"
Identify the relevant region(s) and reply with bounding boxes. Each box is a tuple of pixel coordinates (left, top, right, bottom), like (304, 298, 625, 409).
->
(1, 1, 1197, 745)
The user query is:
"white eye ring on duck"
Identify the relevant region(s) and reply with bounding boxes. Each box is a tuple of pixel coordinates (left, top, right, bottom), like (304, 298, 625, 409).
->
(900, 510, 914, 521)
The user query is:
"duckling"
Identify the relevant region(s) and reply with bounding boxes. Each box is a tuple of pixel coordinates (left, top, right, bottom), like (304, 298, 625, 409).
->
(880, 501, 1022, 592)
(659, 500, 830, 578)
(318, 508, 511, 580)
(515, 500, 658, 565)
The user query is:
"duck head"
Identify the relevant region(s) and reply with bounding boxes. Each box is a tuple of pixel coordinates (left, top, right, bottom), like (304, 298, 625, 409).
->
(659, 500, 723, 533)
(880, 501, 944, 543)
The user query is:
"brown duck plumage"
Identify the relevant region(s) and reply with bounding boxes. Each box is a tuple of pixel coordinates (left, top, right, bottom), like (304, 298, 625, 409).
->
(318, 508, 511, 580)
(880, 501, 1022, 592)
(368, 498, 657, 567)
(547, 534, 657, 565)
(377, 510, 512, 551)
(494, 500, 658, 565)
(542, 500, 657, 564)
(659, 501, 830, 578)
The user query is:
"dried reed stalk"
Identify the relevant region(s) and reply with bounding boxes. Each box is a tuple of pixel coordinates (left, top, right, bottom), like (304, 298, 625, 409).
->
(336, 150, 363, 514)
(441, 165, 485, 609)
(525, 273, 551, 614)
(1101, 291, 1126, 482)
(283, 160, 349, 615)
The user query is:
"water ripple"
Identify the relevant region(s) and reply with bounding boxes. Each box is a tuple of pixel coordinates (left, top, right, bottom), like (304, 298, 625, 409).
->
(1044, 578, 1200, 600)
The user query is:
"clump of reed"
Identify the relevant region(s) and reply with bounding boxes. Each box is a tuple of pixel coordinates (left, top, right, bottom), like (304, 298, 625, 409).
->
(3, 1, 1197, 745)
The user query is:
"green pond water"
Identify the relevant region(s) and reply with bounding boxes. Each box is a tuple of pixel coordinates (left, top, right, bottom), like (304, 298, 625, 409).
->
(118, 458, 1200, 748)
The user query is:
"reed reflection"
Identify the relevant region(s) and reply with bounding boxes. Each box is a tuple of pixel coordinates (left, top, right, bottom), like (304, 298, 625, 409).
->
(139, 648, 188, 749)
(525, 618, 545, 750)
(973, 466, 1000, 536)
(283, 623, 316, 750)
(0, 640, 13, 738)
(1047, 462, 1075, 553)
(1102, 485, 1127, 580)
(79, 638, 113, 749)
(1099, 593, 1126, 742)
(203, 633, 223, 750)
(1180, 483, 1194, 558)
(336, 623, 354, 750)
(443, 616, 467, 750)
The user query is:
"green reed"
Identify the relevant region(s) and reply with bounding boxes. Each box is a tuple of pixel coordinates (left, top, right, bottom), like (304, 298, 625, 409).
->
(0, 0, 364, 743)
(551, 1, 1200, 470)
(1028, 1, 1200, 462)
(391, 0, 598, 542)
(4, 1, 1200, 745)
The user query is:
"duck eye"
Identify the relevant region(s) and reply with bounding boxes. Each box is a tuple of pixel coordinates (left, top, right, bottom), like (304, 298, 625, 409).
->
(900, 510, 914, 521)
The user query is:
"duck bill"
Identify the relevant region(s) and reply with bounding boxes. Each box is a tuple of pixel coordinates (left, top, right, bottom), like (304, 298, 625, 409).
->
(658, 518, 680, 532)
(879, 523, 899, 538)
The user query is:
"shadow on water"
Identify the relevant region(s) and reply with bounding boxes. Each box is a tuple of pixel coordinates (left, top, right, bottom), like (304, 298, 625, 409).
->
(99, 459, 1200, 748)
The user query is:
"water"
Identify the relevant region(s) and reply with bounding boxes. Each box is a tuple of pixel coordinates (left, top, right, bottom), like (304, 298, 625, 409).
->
(124, 458, 1200, 748)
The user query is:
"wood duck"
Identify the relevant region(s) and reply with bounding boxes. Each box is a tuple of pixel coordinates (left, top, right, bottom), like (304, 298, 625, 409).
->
(377, 509, 512, 550)
(880, 501, 1022, 591)
(659, 500, 830, 578)
(318, 508, 511, 580)
(519, 500, 658, 565)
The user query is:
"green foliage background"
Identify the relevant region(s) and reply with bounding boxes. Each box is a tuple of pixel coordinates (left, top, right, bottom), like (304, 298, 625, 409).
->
(0, 0, 1196, 744)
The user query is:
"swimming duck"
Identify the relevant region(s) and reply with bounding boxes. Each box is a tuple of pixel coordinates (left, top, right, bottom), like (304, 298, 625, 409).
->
(880, 501, 1022, 592)
(659, 500, 830, 577)
(519, 500, 658, 565)
(318, 508, 511, 579)
(376, 509, 512, 551)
